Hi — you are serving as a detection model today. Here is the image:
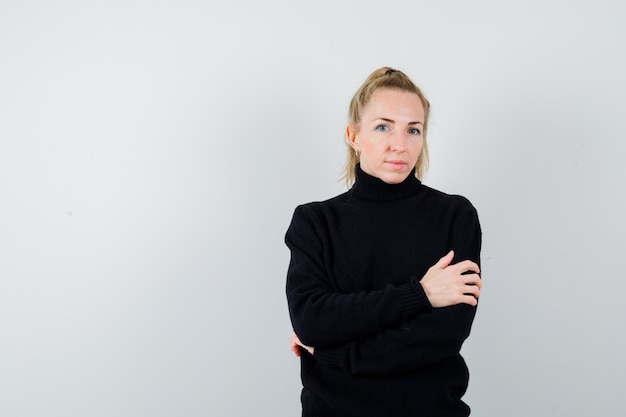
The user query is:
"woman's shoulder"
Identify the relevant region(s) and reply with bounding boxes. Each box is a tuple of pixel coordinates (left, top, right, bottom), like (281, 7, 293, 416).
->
(286, 191, 352, 238)
(420, 184, 478, 213)
(293, 190, 352, 212)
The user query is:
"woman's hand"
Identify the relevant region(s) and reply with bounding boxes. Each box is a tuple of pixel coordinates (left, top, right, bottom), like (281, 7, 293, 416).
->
(420, 250, 482, 308)
(290, 330, 314, 356)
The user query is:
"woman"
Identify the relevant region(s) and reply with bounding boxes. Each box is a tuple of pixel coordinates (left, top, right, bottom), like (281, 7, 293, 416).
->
(285, 67, 482, 417)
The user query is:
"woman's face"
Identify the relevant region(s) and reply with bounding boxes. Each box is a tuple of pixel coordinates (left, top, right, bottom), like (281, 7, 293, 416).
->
(347, 88, 424, 184)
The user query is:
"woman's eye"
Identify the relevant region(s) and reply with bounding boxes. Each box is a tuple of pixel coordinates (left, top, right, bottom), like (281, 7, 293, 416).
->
(375, 125, 389, 132)
(409, 128, 421, 135)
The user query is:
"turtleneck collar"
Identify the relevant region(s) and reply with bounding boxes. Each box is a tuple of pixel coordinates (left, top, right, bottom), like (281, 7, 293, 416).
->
(351, 164, 422, 201)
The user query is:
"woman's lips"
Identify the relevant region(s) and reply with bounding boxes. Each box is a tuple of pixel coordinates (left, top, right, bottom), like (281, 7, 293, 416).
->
(385, 160, 407, 170)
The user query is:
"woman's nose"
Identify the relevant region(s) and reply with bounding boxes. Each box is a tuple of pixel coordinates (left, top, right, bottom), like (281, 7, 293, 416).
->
(390, 131, 406, 152)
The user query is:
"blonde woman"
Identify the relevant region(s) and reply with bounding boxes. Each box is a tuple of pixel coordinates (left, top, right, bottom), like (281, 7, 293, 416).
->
(286, 67, 482, 417)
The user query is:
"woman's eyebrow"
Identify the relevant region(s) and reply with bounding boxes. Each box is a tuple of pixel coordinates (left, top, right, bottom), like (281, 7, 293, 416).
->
(377, 117, 423, 125)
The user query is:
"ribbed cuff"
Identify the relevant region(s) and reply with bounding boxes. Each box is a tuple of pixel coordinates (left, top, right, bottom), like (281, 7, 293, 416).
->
(402, 277, 432, 314)
(312, 347, 343, 369)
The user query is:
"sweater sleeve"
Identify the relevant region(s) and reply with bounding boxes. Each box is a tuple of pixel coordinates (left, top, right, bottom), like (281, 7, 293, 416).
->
(285, 205, 432, 348)
(312, 201, 482, 375)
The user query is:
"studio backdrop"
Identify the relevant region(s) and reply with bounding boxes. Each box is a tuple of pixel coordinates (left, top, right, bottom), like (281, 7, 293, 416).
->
(0, 1, 624, 416)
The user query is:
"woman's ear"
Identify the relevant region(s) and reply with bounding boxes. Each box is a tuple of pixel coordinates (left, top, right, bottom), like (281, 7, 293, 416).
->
(346, 124, 358, 149)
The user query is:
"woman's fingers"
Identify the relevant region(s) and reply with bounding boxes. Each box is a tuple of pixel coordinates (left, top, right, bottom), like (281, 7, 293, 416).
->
(453, 259, 480, 275)
(462, 272, 482, 288)
(462, 281, 481, 299)
(461, 294, 479, 307)
(290, 331, 302, 357)
(434, 250, 455, 269)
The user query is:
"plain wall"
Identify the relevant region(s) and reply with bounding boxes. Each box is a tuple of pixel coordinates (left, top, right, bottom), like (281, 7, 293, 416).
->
(1, 0, 625, 415)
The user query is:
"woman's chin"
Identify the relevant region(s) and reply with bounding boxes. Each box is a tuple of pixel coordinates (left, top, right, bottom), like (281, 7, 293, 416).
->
(378, 171, 411, 184)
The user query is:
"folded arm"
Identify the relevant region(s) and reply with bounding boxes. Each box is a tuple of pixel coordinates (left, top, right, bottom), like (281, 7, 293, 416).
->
(291, 201, 482, 375)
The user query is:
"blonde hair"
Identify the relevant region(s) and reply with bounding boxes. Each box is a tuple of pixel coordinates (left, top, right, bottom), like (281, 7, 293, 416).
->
(342, 67, 430, 186)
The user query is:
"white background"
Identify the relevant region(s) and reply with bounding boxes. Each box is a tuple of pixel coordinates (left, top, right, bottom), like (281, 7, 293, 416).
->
(1, 1, 625, 416)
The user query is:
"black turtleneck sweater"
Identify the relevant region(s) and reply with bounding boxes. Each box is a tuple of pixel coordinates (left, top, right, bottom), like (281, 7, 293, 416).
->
(285, 165, 482, 417)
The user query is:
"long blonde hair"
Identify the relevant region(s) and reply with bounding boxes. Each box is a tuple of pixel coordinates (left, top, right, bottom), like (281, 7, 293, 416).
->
(342, 67, 430, 186)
